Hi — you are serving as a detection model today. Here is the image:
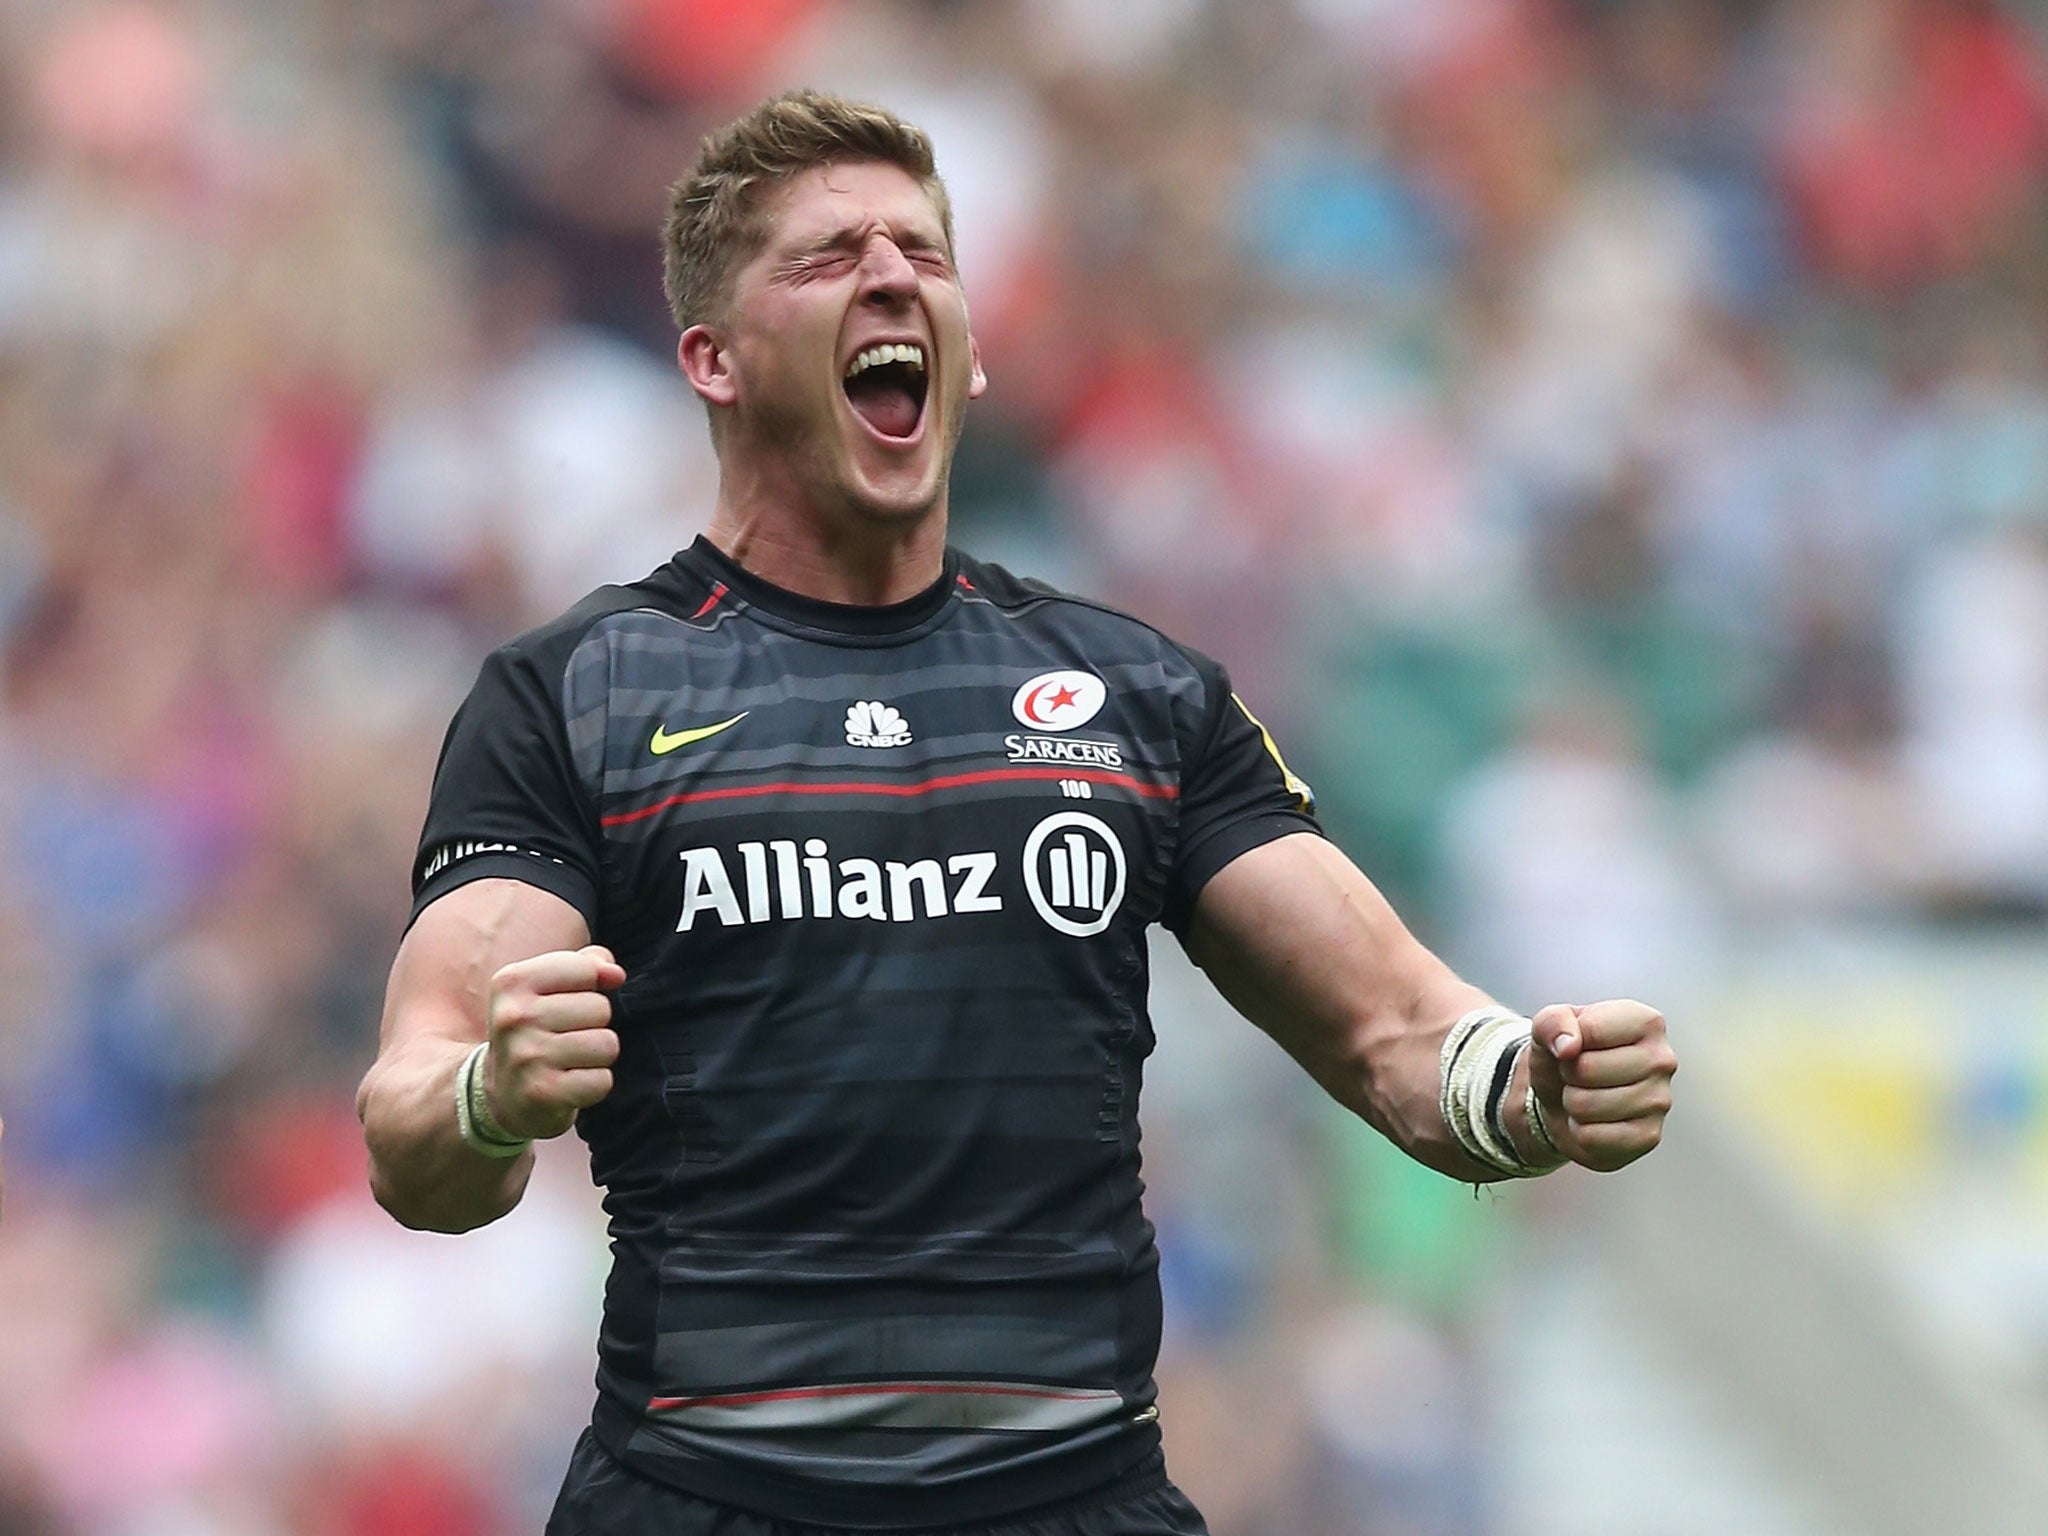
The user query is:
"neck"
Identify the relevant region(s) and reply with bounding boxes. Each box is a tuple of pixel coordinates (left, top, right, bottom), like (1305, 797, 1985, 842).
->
(703, 494, 949, 607)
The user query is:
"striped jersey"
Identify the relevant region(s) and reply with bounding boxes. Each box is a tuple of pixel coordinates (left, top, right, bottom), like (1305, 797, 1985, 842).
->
(410, 537, 1320, 1529)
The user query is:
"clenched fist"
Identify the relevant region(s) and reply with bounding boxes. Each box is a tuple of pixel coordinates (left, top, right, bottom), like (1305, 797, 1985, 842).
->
(482, 945, 626, 1141)
(1528, 1000, 1675, 1172)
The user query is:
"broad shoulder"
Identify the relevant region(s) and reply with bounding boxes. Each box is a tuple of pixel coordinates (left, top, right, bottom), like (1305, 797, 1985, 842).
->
(485, 558, 718, 672)
(950, 550, 1216, 676)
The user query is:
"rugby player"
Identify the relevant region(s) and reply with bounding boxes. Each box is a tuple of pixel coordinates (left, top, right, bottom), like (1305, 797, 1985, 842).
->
(358, 90, 1676, 1536)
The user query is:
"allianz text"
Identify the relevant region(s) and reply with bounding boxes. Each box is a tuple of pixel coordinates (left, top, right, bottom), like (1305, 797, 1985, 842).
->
(678, 840, 1002, 929)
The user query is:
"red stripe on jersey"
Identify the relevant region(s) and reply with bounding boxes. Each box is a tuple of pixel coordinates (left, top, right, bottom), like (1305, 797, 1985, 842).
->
(601, 767, 1176, 827)
(647, 1380, 1109, 1411)
(689, 583, 728, 621)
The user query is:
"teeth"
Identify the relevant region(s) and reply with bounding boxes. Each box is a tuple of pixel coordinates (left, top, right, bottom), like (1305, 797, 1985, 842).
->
(844, 343, 926, 380)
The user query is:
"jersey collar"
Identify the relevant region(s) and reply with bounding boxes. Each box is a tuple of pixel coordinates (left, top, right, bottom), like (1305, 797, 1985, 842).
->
(676, 536, 959, 638)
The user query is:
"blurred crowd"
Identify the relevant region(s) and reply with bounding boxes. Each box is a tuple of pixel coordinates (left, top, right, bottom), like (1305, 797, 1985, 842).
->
(4, 0, 2048, 1532)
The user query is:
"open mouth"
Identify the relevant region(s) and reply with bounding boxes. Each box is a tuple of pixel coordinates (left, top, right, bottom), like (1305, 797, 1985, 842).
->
(843, 342, 928, 442)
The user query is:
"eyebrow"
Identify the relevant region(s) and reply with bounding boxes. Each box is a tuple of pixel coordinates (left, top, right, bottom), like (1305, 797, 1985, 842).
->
(791, 223, 948, 258)
(793, 226, 859, 257)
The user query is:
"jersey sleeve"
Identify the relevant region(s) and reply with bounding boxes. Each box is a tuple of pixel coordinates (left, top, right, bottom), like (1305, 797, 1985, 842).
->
(1161, 650, 1323, 935)
(409, 639, 602, 931)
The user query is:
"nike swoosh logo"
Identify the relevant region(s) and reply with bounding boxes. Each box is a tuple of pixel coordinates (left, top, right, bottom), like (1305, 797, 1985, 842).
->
(650, 712, 749, 754)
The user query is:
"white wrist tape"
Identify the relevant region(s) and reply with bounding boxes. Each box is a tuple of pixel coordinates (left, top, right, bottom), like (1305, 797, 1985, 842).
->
(455, 1040, 530, 1158)
(1439, 1007, 1563, 1178)
(1526, 1077, 1565, 1163)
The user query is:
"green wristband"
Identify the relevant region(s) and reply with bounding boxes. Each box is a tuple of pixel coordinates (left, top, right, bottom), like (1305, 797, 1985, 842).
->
(455, 1041, 530, 1158)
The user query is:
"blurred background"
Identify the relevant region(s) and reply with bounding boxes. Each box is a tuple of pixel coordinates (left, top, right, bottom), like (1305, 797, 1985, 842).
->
(5, 0, 2048, 1531)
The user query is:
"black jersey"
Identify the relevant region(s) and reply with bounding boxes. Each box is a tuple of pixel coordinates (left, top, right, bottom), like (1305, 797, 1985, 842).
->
(410, 537, 1320, 1530)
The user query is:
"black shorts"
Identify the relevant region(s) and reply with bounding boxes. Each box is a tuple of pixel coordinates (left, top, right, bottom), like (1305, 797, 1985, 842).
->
(543, 1430, 1210, 1536)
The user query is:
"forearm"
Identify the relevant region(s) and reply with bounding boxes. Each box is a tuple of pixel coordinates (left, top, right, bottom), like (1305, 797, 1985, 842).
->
(1261, 946, 1543, 1182)
(1341, 981, 1495, 1180)
(1186, 834, 1556, 1184)
(357, 1033, 532, 1232)
(1342, 994, 1557, 1183)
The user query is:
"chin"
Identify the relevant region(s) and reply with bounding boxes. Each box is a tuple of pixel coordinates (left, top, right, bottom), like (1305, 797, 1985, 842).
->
(844, 485, 943, 527)
(839, 461, 946, 525)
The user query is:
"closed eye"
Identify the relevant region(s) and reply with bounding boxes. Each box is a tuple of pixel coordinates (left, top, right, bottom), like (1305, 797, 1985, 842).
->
(776, 252, 858, 283)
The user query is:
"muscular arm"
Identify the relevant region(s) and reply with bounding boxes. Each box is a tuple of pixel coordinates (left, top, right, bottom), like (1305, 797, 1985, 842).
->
(1184, 832, 1550, 1182)
(357, 878, 609, 1232)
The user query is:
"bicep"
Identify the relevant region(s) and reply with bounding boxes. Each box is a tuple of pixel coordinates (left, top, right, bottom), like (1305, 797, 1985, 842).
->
(1182, 833, 1477, 1077)
(379, 878, 593, 1052)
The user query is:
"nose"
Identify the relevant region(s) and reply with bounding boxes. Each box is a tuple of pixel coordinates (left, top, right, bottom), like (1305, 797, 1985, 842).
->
(857, 236, 919, 307)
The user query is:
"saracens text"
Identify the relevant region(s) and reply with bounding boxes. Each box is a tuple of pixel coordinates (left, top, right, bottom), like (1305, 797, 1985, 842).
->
(1003, 734, 1124, 771)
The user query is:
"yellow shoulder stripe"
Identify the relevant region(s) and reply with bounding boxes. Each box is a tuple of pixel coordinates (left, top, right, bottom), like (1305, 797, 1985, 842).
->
(1231, 693, 1315, 813)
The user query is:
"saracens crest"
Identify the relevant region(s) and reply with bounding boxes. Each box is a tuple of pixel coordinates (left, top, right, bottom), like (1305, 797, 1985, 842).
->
(1011, 670, 1106, 733)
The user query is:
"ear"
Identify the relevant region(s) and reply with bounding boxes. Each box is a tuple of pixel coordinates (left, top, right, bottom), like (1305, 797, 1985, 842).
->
(966, 332, 988, 400)
(677, 325, 737, 408)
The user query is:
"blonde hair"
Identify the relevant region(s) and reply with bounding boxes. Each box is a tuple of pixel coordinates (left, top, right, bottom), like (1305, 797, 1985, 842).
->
(662, 89, 954, 331)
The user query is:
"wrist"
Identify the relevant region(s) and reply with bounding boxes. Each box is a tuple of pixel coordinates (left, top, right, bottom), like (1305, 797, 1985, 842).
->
(1439, 1007, 1564, 1179)
(455, 1041, 531, 1158)
(1517, 1066, 1567, 1168)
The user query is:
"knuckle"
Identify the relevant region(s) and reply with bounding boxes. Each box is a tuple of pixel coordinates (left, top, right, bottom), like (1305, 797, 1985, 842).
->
(491, 964, 541, 1003)
(492, 993, 538, 1032)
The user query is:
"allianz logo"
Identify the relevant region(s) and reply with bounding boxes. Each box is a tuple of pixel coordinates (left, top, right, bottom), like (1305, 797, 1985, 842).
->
(678, 839, 1000, 929)
(675, 813, 1127, 936)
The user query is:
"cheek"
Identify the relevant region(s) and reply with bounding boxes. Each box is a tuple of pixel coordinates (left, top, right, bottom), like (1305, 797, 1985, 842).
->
(930, 302, 975, 374)
(742, 335, 833, 411)
(744, 297, 838, 371)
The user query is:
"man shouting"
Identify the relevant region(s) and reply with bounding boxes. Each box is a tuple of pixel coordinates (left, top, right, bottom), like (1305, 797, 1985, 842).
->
(358, 90, 1676, 1536)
